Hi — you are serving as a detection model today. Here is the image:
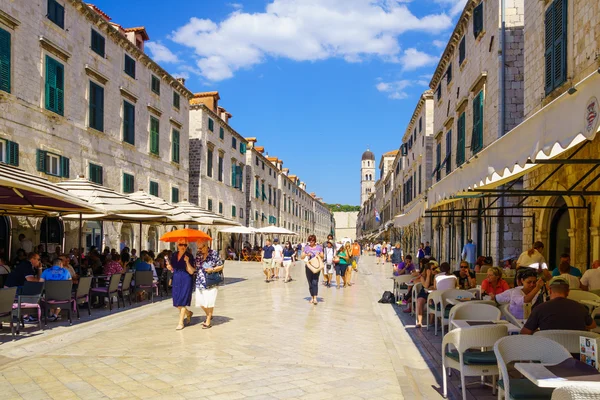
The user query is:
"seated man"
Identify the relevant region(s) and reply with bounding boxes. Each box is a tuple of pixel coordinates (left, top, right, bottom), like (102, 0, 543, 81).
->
(556, 261, 581, 290)
(521, 277, 595, 334)
(41, 257, 72, 322)
(453, 261, 476, 289)
(5, 252, 43, 287)
(581, 260, 600, 291)
(551, 253, 582, 277)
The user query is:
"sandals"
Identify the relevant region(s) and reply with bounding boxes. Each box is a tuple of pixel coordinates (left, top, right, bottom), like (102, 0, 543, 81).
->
(202, 322, 212, 329)
(175, 324, 184, 330)
(185, 311, 193, 325)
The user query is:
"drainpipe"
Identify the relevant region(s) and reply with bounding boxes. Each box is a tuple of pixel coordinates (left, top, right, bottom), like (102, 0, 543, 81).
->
(498, 0, 507, 261)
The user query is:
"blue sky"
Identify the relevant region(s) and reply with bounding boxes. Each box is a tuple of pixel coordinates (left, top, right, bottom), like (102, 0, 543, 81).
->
(94, 0, 466, 206)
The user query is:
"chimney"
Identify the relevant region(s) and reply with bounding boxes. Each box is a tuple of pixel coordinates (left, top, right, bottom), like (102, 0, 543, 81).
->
(217, 106, 232, 124)
(191, 91, 220, 113)
(255, 146, 265, 154)
(176, 77, 186, 86)
(245, 137, 257, 149)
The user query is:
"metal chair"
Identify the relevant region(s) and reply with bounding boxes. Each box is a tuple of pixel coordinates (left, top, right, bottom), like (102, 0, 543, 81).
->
(90, 273, 122, 311)
(13, 281, 44, 333)
(442, 324, 508, 400)
(494, 335, 572, 400)
(42, 280, 74, 326)
(135, 271, 157, 303)
(0, 287, 17, 339)
(118, 272, 134, 306)
(72, 276, 92, 318)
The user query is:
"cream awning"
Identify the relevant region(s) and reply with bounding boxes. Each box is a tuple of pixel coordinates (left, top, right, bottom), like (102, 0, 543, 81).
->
(394, 201, 425, 228)
(427, 70, 600, 208)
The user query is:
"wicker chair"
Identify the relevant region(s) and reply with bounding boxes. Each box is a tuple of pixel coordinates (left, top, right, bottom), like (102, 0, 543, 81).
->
(448, 302, 502, 332)
(494, 335, 572, 400)
(426, 289, 446, 335)
(442, 324, 508, 400)
(13, 281, 44, 333)
(0, 287, 17, 339)
(90, 273, 122, 311)
(42, 280, 74, 326)
(410, 282, 423, 321)
(533, 330, 600, 358)
(499, 303, 524, 328)
(551, 385, 600, 399)
(72, 276, 92, 318)
(440, 289, 474, 336)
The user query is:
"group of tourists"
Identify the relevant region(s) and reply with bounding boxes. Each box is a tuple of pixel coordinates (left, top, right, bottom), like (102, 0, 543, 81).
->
(259, 235, 362, 304)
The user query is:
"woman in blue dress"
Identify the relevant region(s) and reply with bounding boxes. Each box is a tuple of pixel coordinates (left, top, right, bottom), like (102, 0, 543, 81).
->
(166, 239, 195, 330)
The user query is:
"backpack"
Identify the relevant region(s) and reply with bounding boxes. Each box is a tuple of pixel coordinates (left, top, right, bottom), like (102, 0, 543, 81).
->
(378, 291, 395, 304)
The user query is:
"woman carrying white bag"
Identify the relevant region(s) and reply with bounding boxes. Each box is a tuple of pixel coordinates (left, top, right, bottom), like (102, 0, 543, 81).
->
(194, 241, 224, 329)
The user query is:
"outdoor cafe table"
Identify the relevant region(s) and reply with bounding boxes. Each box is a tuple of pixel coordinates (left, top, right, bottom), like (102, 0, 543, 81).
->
(451, 320, 521, 334)
(515, 358, 600, 388)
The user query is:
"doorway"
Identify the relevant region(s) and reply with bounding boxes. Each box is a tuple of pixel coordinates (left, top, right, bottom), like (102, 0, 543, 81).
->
(40, 217, 64, 253)
(549, 198, 570, 271)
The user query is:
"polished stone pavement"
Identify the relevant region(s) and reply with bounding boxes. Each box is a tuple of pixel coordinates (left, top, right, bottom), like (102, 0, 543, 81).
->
(0, 256, 444, 399)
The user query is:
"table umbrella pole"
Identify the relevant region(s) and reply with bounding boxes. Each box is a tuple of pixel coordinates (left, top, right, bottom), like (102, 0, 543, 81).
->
(78, 213, 82, 265)
(139, 221, 143, 253)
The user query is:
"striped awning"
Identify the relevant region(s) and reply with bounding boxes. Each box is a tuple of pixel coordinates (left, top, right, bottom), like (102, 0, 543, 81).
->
(0, 164, 98, 214)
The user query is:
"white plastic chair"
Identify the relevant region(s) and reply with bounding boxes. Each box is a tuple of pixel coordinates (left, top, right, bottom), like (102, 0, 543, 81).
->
(533, 330, 600, 356)
(498, 303, 524, 328)
(411, 282, 423, 321)
(568, 291, 600, 313)
(426, 289, 445, 334)
(393, 275, 413, 302)
(494, 336, 572, 400)
(442, 325, 508, 400)
(440, 289, 474, 336)
(436, 275, 458, 290)
(476, 273, 487, 286)
(448, 302, 502, 331)
(551, 385, 600, 400)
(592, 308, 600, 334)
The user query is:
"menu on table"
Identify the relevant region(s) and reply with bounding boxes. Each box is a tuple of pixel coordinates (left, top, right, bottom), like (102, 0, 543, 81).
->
(580, 337, 599, 371)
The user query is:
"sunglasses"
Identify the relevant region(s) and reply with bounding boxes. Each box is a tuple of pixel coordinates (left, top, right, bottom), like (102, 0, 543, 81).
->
(178, 244, 188, 247)
(460, 266, 469, 269)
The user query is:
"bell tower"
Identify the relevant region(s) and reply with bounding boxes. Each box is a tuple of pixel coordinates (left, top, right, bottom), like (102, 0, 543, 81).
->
(361, 148, 375, 205)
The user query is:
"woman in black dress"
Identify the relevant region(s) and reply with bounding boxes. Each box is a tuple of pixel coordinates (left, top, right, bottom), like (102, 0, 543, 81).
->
(166, 239, 195, 330)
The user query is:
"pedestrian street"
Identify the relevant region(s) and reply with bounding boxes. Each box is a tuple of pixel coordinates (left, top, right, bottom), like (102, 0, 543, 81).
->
(0, 255, 443, 400)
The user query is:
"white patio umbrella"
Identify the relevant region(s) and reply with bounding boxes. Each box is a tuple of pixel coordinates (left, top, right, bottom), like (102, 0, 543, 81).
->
(255, 226, 296, 235)
(176, 200, 240, 226)
(219, 226, 256, 234)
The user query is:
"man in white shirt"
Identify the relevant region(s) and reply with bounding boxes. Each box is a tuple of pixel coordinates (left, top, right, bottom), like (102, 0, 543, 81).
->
(272, 238, 284, 280)
(581, 260, 600, 291)
(19, 234, 33, 253)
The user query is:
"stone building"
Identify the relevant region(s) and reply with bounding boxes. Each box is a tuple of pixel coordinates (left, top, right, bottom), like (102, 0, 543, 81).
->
(188, 91, 247, 246)
(334, 211, 358, 241)
(0, 0, 192, 255)
(394, 91, 435, 254)
(426, 0, 525, 265)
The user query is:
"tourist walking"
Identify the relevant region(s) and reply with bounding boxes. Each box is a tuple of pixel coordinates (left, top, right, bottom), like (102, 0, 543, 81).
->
(374, 242, 382, 264)
(302, 235, 324, 304)
(166, 240, 195, 330)
(335, 243, 351, 288)
(344, 242, 355, 285)
(461, 239, 476, 269)
(261, 239, 275, 283)
(323, 241, 335, 287)
(194, 241, 224, 329)
(391, 242, 403, 275)
(282, 241, 296, 283)
(272, 238, 284, 280)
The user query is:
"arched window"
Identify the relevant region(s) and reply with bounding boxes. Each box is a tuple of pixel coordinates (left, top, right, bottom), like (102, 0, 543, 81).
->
(365, 174, 368, 180)
(367, 161, 370, 166)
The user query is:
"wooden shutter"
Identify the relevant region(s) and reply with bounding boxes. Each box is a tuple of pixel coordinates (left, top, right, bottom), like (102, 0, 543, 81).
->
(236, 166, 243, 189)
(207, 149, 213, 177)
(553, 0, 567, 88)
(171, 187, 179, 203)
(90, 82, 104, 131)
(0, 28, 11, 93)
(231, 164, 236, 186)
(60, 156, 70, 178)
(91, 29, 105, 57)
(459, 36, 465, 65)
(457, 112, 465, 166)
(172, 129, 180, 163)
(445, 130, 452, 174)
(544, 4, 555, 93)
(45, 57, 64, 115)
(173, 92, 180, 109)
(7, 141, 18, 166)
(36, 149, 47, 172)
(123, 174, 134, 193)
(473, 3, 483, 38)
(150, 117, 159, 154)
(472, 92, 483, 153)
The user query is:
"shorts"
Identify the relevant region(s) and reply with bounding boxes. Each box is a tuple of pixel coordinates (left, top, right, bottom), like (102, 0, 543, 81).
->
(283, 257, 293, 268)
(262, 258, 273, 270)
(375, 252, 381, 257)
(324, 263, 335, 274)
(335, 263, 348, 276)
(353, 256, 360, 265)
(273, 258, 283, 268)
(417, 288, 429, 299)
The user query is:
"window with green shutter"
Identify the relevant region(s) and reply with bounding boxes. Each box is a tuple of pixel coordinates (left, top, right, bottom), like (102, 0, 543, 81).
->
(149, 181, 158, 196)
(0, 28, 11, 93)
(231, 164, 237, 187)
(150, 117, 159, 155)
(207, 198, 213, 211)
(231, 137, 237, 149)
(418, 165, 422, 194)
(445, 130, 452, 175)
(89, 81, 104, 131)
(218, 202, 223, 214)
(123, 101, 135, 144)
(435, 142, 441, 181)
(545, 0, 567, 95)
(47, 0, 65, 29)
(218, 155, 223, 181)
(37, 149, 69, 177)
(446, 63, 452, 85)
(4, 140, 18, 166)
(171, 129, 180, 163)
(436, 84, 441, 101)
(151, 75, 160, 95)
(219, 127, 224, 140)
(208, 118, 214, 132)
(91, 29, 105, 57)
(173, 91, 180, 110)
(236, 165, 243, 189)
(240, 142, 246, 155)
(473, 2, 484, 38)
(262, 182, 266, 201)
(456, 112, 466, 166)
(255, 179, 259, 198)
(123, 173, 134, 193)
(89, 163, 103, 185)
(232, 205, 236, 218)
(471, 91, 484, 154)
(207, 148, 213, 177)
(171, 187, 179, 203)
(459, 36, 466, 65)
(45, 56, 64, 116)
(124, 54, 135, 78)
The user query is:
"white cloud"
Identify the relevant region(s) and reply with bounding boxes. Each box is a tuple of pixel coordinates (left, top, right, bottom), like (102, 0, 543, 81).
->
(173, 71, 190, 80)
(434, 0, 468, 17)
(376, 79, 412, 100)
(399, 48, 438, 71)
(146, 42, 180, 64)
(170, 0, 453, 81)
(432, 39, 446, 48)
(228, 3, 243, 10)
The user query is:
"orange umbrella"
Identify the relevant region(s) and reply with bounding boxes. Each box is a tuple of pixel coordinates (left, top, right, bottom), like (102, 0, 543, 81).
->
(159, 228, 212, 243)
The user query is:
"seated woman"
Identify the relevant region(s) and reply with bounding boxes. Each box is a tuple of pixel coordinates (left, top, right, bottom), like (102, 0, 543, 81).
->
(414, 262, 435, 327)
(481, 267, 509, 296)
(492, 268, 544, 320)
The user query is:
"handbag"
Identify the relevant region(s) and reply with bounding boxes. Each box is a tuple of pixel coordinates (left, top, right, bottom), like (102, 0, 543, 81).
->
(333, 256, 340, 263)
(205, 271, 223, 287)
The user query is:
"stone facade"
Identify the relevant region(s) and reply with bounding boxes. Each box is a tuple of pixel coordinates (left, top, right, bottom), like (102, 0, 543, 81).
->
(0, 0, 192, 255)
(521, 0, 600, 270)
(360, 150, 375, 205)
(334, 211, 358, 241)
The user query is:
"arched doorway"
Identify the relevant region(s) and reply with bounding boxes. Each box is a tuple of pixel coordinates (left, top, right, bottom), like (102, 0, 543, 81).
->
(85, 221, 102, 252)
(120, 223, 134, 251)
(549, 198, 570, 270)
(40, 217, 64, 253)
(148, 226, 158, 252)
